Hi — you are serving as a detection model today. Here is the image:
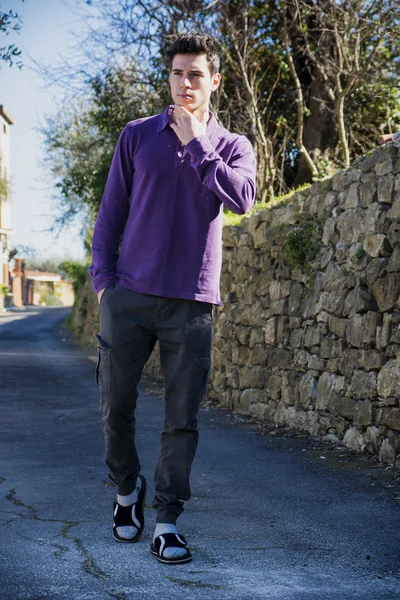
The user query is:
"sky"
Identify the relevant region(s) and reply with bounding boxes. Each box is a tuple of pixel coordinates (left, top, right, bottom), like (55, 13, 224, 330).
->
(0, 0, 98, 263)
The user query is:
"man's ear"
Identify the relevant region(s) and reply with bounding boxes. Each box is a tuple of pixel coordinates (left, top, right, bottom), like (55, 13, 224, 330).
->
(211, 73, 221, 92)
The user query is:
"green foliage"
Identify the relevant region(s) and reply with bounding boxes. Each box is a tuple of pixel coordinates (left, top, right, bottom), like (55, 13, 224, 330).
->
(223, 183, 312, 227)
(0, 284, 9, 297)
(58, 260, 89, 294)
(283, 215, 323, 272)
(0, 1, 26, 69)
(42, 66, 162, 225)
(39, 290, 63, 306)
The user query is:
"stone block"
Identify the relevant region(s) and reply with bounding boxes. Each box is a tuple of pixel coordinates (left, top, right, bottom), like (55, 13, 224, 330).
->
(268, 375, 282, 400)
(249, 328, 264, 348)
(276, 317, 290, 343)
(321, 247, 334, 269)
(238, 389, 253, 414)
(360, 350, 385, 371)
(387, 429, 400, 453)
(328, 316, 348, 338)
(320, 337, 335, 359)
(363, 311, 382, 347)
(294, 349, 310, 369)
(375, 159, 395, 176)
(377, 177, 395, 204)
(377, 359, 400, 398)
(327, 358, 341, 372)
(344, 183, 360, 209)
(304, 325, 322, 348)
(339, 349, 362, 379)
(235, 326, 251, 345)
(372, 274, 400, 311)
(308, 355, 326, 371)
(267, 347, 293, 369)
(289, 329, 304, 348)
(269, 280, 291, 301)
(264, 318, 278, 345)
(212, 370, 227, 392)
(270, 298, 289, 316)
(363, 234, 392, 258)
(387, 196, 400, 219)
(343, 286, 378, 317)
(232, 344, 251, 365)
(316, 290, 348, 316)
(316, 372, 344, 410)
(337, 208, 367, 243)
(364, 426, 383, 454)
(252, 221, 270, 248)
(281, 371, 301, 406)
(238, 367, 252, 389)
(322, 218, 337, 246)
(302, 272, 325, 319)
(360, 178, 377, 208)
(247, 213, 261, 239)
(249, 345, 266, 366)
(343, 426, 366, 452)
(379, 438, 396, 464)
(350, 370, 377, 399)
(365, 259, 389, 291)
(288, 282, 304, 315)
(222, 226, 238, 248)
(298, 371, 318, 409)
(346, 315, 364, 348)
(289, 317, 302, 328)
(388, 246, 400, 273)
(378, 313, 393, 349)
(331, 395, 358, 420)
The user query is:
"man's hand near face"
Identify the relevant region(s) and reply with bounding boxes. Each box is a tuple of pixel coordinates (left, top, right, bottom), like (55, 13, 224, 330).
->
(170, 105, 208, 145)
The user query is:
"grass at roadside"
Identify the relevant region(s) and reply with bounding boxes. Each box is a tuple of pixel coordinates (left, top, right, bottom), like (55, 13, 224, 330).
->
(223, 183, 311, 227)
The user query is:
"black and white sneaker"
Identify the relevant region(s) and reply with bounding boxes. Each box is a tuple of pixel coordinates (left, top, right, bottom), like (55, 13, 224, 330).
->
(112, 474, 146, 543)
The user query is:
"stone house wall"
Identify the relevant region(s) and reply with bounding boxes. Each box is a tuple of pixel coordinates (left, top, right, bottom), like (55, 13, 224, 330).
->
(208, 143, 400, 466)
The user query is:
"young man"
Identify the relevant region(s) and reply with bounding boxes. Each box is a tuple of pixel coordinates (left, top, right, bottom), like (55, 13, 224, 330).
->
(89, 32, 256, 565)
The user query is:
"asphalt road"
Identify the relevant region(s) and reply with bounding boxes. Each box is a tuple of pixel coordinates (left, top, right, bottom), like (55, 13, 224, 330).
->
(0, 306, 399, 600)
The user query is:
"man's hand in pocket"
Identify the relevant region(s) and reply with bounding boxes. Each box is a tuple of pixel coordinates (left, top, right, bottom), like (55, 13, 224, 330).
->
(97, 288, 105, 304)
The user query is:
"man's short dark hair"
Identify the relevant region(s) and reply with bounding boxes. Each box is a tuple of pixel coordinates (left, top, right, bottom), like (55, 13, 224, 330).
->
(167, 32, 220, 76)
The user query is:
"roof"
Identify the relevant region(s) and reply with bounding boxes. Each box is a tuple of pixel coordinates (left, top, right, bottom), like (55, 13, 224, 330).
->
(0, 106, 15, 125)
(24, 270, 61, 282)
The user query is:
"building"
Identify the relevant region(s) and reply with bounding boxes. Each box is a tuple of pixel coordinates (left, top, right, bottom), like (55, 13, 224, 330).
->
(0, 105, 15, 305)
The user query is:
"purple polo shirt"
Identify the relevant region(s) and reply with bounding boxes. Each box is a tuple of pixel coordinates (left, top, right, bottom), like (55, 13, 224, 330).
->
(89, 106, 256, 305)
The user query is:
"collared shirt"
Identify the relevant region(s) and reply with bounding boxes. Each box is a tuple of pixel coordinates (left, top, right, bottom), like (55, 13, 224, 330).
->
(89, 105, 256, 305)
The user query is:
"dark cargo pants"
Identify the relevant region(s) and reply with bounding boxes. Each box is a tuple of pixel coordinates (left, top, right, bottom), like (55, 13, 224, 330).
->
(96, 284, 213, 524)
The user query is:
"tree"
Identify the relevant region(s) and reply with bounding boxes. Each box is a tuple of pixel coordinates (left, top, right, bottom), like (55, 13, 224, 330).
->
(41, 0, 400, 222)
(0, 1, 26, 69)
(41, 63, 161, 222)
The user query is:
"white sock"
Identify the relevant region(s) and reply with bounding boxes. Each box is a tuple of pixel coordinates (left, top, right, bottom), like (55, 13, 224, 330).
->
(153, 523, 188, 560)
(116, 477, 141, 540)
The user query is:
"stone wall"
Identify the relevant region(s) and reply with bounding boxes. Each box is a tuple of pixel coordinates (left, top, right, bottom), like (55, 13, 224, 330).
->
(209, 143, 400, 466)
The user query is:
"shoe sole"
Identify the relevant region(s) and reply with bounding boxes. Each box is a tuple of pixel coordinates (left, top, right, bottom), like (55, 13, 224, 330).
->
(150, 548, 192, 565)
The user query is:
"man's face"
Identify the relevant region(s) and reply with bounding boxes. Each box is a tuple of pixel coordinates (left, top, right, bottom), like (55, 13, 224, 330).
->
(169, 53, 220, 114)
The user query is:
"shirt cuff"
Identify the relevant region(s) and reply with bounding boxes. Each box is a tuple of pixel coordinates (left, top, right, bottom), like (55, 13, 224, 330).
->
(91, 274, 116, 295)
(185, 135, 214, 159)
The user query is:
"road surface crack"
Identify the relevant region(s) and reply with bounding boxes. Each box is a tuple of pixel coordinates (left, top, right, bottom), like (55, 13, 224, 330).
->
(6, 487, 107, 583)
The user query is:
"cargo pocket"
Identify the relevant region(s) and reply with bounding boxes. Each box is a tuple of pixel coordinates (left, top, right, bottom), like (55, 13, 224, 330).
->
(95, 334, 111, 392)
(193, 356, 211, 399)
